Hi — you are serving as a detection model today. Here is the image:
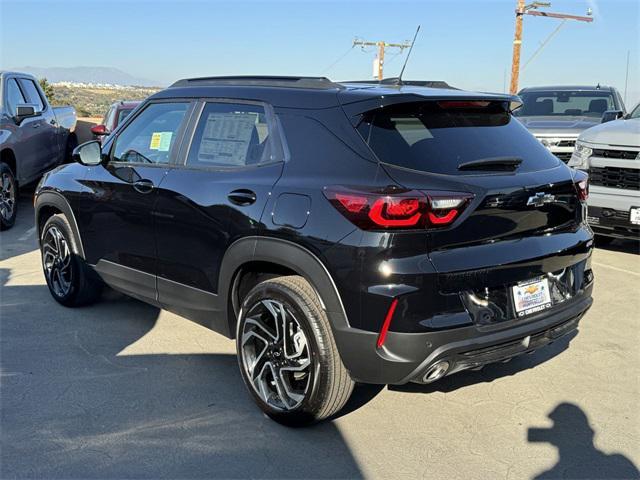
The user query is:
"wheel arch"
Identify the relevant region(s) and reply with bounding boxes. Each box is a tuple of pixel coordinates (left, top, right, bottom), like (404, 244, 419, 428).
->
(220, 236, 350, 339)
(35, 191, 85, 258)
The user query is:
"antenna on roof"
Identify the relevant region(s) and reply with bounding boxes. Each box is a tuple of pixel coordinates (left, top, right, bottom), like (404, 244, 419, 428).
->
(397, 25, 421, 85)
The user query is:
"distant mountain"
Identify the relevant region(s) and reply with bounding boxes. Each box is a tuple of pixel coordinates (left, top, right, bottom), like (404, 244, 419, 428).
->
(11, 66, 161, 87)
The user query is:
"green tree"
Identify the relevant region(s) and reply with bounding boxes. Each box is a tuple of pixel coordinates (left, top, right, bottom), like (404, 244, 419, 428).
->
(38, 78, 55, 104)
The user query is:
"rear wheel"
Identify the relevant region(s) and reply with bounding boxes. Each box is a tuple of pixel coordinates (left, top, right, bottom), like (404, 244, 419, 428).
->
(236, 276, 354, 426)
(0, 162, 17, 230)
(41, 214, 103, 306)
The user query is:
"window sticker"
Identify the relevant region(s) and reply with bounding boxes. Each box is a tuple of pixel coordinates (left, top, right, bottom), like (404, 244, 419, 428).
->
(158, 132, 173, 152)
(150, 131, 173, 151)
(196, 112, 257, 165)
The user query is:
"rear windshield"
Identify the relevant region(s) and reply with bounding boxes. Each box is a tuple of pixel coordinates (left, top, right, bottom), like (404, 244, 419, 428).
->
(514, 90, 615, 117)
(356, 101, 558, 175)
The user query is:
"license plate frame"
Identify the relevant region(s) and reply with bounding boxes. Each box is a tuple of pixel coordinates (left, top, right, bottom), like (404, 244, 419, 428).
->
(512, 277, 552, 318)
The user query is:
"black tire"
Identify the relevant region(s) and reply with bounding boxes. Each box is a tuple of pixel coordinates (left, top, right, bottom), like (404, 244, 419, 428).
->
(41, 214, 103, 306)
(236, 275, 354, 426)
(595, 234, 615, 247)
(0, 162, 17, 231)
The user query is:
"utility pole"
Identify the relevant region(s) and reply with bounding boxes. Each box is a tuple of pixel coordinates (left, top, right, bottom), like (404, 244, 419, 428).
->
(624, 50, 630, 105)
(509, 1, 593, 94)
(353, 38, 412, 80)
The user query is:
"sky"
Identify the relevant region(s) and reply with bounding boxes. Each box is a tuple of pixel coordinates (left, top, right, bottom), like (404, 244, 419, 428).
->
(1, 0, 639, 105)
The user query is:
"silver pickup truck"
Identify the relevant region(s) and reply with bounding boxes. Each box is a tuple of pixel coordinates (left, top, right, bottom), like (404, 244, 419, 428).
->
(514, 85, 626, 163)
(0, 71, 77, 229)
(569, 103, 640, 243)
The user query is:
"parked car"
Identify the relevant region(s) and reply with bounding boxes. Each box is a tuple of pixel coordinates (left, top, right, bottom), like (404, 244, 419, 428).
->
(0, 71, 77, 230)
(569, 103, 640, 243)
(34, 76, 594, 425)
(515, 85, 626, 163)
(91, 100, 141, 143)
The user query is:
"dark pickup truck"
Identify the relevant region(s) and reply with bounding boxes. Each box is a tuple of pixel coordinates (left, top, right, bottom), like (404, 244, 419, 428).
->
(514, 85, 626, 163)
(0, 71, 77, 229)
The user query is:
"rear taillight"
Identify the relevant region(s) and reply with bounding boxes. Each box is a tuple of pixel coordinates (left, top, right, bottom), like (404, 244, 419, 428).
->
(575, 178, 589, 201)
(324, 186, 472, 230)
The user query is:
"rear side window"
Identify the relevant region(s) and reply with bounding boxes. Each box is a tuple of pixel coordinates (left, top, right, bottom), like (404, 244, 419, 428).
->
(112, 102, 189, 165)
(5, 79, 26, 116)
(356, 101, 558, 175)
(186, 102, 273, 168)
(18, 79, 45, 111)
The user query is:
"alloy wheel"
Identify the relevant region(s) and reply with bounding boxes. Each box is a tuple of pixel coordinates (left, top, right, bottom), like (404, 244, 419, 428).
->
(42, 225, 73, 298)
(0, 173, 15, 221)
(240, 299, 312, 411)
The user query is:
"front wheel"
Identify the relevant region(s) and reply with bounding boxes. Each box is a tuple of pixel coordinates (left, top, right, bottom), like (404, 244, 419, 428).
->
(0, 162, 17, 230)
(41, 214, 103, 306)
(236, 276, 354, 426)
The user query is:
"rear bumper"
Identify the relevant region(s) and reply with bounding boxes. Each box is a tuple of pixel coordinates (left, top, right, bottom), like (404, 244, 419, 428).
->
(333, 286, 592, 385)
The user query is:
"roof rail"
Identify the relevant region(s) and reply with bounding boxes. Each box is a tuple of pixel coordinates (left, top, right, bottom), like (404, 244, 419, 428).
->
(170, 76, 343, 90)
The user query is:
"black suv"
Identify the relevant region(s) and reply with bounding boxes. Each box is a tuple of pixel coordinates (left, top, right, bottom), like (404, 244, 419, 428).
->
(35, 76, 594, 425)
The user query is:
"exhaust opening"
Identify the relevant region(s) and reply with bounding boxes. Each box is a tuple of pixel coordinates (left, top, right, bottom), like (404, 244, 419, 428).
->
(422, 360, 450, 383)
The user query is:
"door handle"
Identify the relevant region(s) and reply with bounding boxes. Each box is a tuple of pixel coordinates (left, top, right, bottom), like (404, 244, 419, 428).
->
(133, 179, 155, 194)
(228, 189, 256, 206)
(33, 123, 40, 129)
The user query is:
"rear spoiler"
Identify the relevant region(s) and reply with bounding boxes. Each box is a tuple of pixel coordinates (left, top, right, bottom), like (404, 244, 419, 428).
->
(340, 92, 523, 124)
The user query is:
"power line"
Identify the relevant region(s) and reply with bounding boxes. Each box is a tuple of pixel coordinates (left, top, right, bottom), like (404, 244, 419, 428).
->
(521, 19, 567, 72)
(320, 44, 356, 75)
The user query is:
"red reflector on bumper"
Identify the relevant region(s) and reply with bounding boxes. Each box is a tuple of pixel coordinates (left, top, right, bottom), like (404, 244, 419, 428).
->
(377, 298, 399, 348)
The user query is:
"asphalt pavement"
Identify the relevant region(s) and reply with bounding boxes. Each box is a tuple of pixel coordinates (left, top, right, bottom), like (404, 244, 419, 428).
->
(1, 192, 639, 479)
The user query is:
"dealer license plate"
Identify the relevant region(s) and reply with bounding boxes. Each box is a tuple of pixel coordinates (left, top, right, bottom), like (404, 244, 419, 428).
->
(512, 278, 552, 317)
(630, 207, 640, 225)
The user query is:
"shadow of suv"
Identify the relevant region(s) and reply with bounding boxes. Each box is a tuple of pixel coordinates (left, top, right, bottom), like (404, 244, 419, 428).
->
(34, 76, 594, 426)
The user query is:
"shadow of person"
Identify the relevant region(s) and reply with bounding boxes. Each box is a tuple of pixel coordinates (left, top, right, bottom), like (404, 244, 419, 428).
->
(529, 403, 639, 480)
(0, 268, 363, 479)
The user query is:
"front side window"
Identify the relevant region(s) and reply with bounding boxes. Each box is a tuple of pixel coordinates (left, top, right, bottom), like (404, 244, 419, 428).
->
(18, 79, 45, 111)
(187, 102, 273, 168)
(515, 90, 615, 117)
(5, 79, 26, 116)
(112, 102, 189, 165)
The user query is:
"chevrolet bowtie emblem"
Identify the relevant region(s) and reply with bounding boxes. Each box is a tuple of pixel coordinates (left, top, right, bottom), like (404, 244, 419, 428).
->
(527, 192, 556, 207)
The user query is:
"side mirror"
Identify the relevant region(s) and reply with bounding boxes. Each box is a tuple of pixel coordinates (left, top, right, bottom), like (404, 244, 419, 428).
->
(91, 124, 109, 136)
(601, 110, 624, 123)
(72, 140, 103, 166)
(14, 104, 37, 124)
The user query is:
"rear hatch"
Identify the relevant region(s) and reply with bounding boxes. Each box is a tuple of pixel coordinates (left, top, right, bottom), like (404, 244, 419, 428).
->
(346, 96, 592, 314)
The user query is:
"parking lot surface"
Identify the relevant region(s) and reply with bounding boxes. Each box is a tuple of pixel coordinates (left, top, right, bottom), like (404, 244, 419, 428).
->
(1, 193, 639, 479)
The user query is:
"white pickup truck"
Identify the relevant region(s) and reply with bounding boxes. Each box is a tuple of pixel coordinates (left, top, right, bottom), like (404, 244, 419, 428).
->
(569, 103, 640, 243)
(0, 71, 77, 229)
